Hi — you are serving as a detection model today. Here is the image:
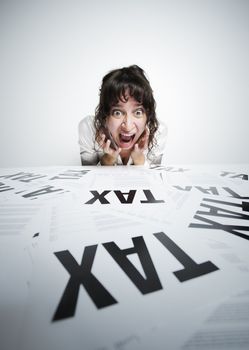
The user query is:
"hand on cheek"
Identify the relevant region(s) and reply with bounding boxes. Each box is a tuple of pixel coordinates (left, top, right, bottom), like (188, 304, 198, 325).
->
(99, 134, 121, 165)
(131, 127, 149, 165)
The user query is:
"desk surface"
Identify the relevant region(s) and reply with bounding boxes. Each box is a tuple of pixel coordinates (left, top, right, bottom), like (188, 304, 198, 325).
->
(1, 164, 249, 350)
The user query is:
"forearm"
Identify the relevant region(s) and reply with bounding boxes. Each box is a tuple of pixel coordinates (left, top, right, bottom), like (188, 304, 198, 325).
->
(80, 151, 99, 165)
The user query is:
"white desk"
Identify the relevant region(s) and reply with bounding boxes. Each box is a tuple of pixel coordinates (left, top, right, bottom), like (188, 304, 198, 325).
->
(1, 164, 249, 350)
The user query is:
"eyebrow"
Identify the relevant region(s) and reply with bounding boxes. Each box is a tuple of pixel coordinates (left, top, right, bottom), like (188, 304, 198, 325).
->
(112, 102, 143, 108)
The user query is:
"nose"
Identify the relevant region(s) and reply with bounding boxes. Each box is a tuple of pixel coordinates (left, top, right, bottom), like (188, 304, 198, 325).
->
(121, 114, 134, 130)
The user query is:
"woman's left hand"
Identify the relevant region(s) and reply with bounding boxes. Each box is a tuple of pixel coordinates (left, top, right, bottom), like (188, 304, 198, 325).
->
(131, 126, 149, 165)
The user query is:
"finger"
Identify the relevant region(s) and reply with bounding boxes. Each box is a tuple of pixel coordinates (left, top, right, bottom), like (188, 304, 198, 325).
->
(143, 128, 150, 148)
(104, 139, 111, 154)
(134, 143, 139, 152)
(139, 127, 149, 144)
(99, 133, 106, 147)
(139, 138, 148, 152)
(142, 136, 148, 147)
(138, 135, 147, 149)
(113, 147, 122, 157)
(144, 127, 150, 140)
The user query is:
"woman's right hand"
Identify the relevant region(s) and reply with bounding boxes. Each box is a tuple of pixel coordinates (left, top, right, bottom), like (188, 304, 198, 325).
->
(99, 134, 121, 165)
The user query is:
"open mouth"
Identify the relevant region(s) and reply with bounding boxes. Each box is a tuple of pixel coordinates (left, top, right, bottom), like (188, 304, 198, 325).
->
(119, 133, 136, 143)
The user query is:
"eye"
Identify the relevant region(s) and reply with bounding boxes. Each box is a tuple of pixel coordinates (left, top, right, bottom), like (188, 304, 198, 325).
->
(112, 109, 123, 118)
(134, 108, 144, 117)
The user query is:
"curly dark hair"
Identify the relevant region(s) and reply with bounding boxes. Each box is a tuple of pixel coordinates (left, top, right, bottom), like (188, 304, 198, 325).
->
(94, 65, 159, 153)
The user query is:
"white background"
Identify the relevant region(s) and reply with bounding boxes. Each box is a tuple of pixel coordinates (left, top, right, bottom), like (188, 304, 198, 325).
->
(0, 0, 249, 167)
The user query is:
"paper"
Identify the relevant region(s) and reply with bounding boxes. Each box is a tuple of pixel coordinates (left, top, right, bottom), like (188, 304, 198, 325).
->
(0, 164, 248, 350)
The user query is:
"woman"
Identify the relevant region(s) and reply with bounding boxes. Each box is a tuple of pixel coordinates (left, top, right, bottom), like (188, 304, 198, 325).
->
(78, 65, 167, 166)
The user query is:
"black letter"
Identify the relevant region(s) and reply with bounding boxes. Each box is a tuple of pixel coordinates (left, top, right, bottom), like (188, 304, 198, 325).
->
(189, 198, 249, 241)
(140, 190, 165, 203)
(0, 182, 14, 192)
(0, 172, 46, 182)
(223, 187, 249, 200)
(154, 232, 219, 282)
(195, 186, 219, 195)
(231, 174, 248, 181)
(242, 201, 249, 212)
(85, 190, 111, 204)
(103, 236, 162, 294)
(23, 186, 63, 198)
(50, 169, 89, 180)
(197, 199, 249, 220)
(220, 171, 234, 177)
(173, 186, 192, 192)
(189, 215, 249, 241)
(114, 190, 136, 203)
(53, 246, 117, 321)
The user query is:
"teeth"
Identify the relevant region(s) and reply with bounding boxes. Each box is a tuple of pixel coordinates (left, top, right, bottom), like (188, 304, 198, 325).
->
(120, 133, 135, 143)
(121, 133, 134, 136)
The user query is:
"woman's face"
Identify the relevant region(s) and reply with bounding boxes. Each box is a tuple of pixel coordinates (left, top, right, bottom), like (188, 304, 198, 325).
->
(106, 96, 147, 150)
